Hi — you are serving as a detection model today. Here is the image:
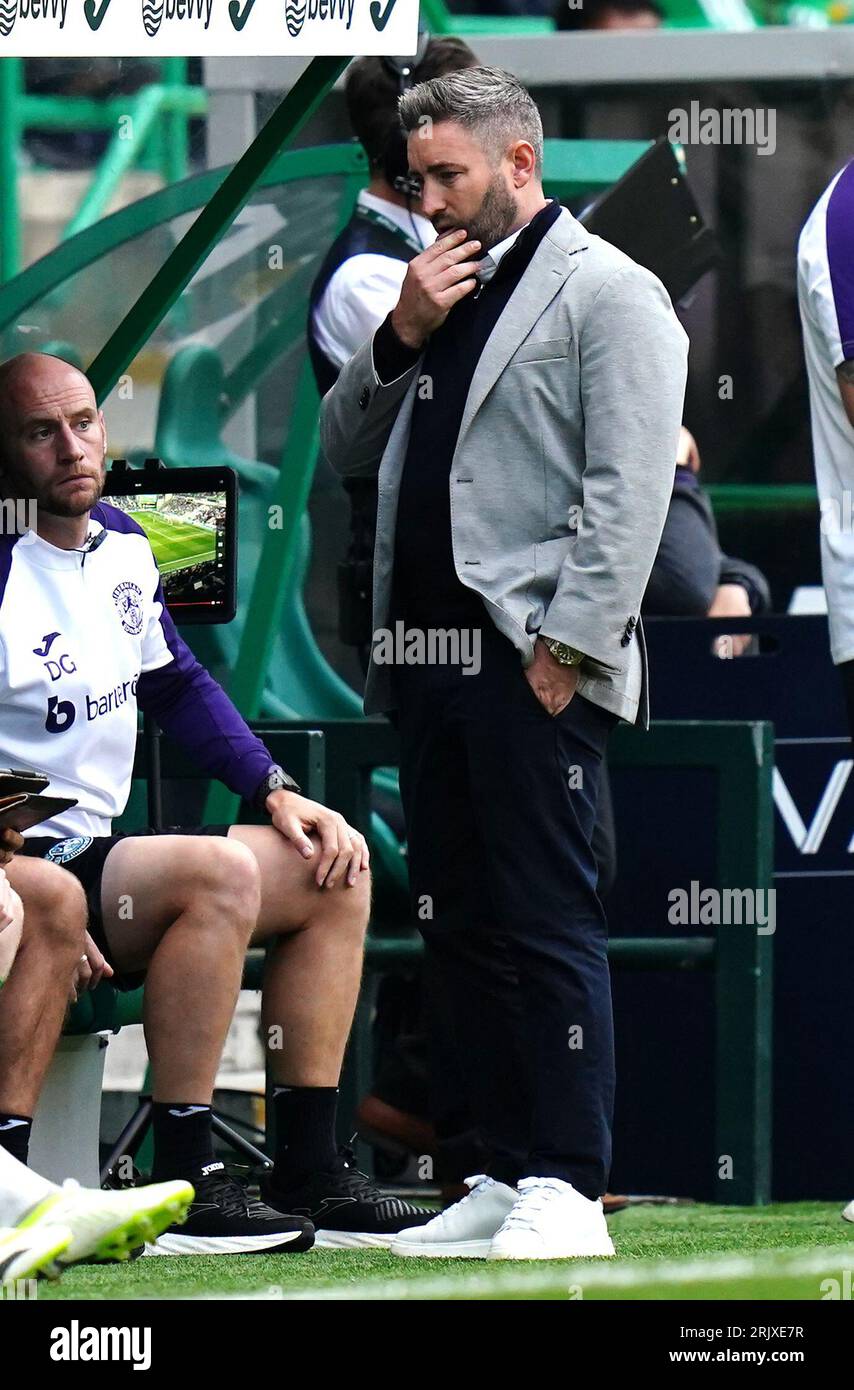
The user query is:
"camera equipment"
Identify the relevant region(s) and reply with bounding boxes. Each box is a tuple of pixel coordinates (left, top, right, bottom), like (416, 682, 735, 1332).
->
(579, 137, 720, 304)
(102, 458, 239, 828)
(103, 459, 237, 625)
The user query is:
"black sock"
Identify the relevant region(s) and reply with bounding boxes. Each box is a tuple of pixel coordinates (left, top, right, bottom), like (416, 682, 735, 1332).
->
(150, 1102, 216, 1183)
(273, 1086, 339, 1190)
(0, 1113, 32, 1164)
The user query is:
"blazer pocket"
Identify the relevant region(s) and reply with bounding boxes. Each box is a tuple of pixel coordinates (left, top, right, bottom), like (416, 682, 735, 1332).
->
(509, 336, 572, 365)
(533, 535, 575, 573)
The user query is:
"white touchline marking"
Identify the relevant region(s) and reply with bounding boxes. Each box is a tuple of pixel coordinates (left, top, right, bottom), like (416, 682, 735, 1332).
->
(184, 1243, 854, 1302)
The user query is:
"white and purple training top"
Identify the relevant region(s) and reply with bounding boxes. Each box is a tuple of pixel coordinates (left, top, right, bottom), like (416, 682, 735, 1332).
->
(0, 501, 277, 839)
(797, 158, 854, 665)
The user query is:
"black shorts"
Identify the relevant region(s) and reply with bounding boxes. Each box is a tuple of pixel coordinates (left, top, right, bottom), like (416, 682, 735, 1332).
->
(21, 826, 230, 991)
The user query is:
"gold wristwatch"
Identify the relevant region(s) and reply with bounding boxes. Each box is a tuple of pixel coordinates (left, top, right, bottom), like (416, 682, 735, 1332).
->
(540, 636, 585, 667)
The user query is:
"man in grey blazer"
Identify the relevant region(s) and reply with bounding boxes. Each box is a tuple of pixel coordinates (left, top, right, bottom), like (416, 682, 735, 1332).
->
(321, 66, 688, 1259)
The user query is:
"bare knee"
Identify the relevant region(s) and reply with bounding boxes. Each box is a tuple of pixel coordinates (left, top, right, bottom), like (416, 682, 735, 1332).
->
(316, 866, 372, 938)
(11, 860, 87, 956)
(193, 839, 262, 935)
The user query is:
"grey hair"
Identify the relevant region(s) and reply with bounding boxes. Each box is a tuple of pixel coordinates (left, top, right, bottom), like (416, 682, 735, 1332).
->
(398, 66, 543, 176)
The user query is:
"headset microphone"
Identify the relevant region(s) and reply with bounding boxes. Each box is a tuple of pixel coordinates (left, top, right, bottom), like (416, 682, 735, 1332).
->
(381, 31, 432, 241)
(70, 526, 108, 565)
(394, 170, 425, 201)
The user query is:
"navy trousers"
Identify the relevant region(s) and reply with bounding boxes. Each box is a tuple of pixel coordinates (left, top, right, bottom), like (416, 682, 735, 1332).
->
(395, 618, 617, 1199)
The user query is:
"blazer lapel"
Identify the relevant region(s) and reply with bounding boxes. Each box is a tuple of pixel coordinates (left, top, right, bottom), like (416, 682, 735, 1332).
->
(454, 212, 587, 455)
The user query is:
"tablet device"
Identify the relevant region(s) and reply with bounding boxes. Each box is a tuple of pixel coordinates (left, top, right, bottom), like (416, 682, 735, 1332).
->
(103, 462, 237, 625)
(0, 770, 50, 798)
(0, 794, 78, 834)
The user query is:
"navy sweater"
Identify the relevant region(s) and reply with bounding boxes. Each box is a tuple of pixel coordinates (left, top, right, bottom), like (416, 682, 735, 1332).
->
(375, 199, 563, 624)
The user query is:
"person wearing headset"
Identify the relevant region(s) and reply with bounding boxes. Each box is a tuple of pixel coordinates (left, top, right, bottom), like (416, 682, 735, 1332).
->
(308, 37, 485, 1200)
(307, 36, 477, 666)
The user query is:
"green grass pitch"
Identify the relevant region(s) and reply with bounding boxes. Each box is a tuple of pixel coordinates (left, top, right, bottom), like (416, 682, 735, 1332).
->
(38, 1204, 854, 1301)
(128, 510, 216, 577)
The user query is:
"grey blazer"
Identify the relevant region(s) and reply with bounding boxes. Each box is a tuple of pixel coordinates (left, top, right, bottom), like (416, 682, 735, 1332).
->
(320, 206, 689, 725)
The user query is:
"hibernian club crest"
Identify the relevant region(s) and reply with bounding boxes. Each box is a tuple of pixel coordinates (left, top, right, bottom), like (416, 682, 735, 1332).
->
(46, 837, 93, 865)
(112, 580, 144, 636)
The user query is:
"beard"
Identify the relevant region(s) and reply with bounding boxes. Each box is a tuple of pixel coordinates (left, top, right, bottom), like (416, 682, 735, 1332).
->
(464, 174, 519, 253)
(40, 474, 104, 518)
(1, 456, 105, 520)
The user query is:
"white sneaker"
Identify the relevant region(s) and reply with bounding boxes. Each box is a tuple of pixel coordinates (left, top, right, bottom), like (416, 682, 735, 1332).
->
(488, 1176, 616, 1260)
(1, 1224, 72, 1289)
(391, 1174, 518, 1259)
(16, 1178, 194, 1265)
(843, 1200, 854, 1224)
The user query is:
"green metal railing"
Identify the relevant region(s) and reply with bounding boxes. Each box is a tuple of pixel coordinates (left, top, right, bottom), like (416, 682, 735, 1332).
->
(0, 141, 369, 335)
(609, 719, 774, 1206)
(87, 56, 348, 401)
(707, 483, 818, 513)
(62, 85, 207, 242)
(0, 57, 204, 283)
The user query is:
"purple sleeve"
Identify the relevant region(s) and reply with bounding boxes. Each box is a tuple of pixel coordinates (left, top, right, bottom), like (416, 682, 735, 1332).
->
(93, 500, 282, 803)
(827, 162, 854, 361)
(137, 582, 277, 804)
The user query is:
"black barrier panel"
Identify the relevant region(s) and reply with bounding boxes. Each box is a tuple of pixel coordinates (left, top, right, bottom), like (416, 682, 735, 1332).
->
(608, 614, 852, 1201)
(642, 614, 847, 738)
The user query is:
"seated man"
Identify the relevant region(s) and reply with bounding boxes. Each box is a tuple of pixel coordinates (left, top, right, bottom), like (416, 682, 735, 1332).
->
(0, 829, 107, 1177)
(643, 427, 771, 644)
(0, 858, 193, 1286)
(0, 352, 430, 1253)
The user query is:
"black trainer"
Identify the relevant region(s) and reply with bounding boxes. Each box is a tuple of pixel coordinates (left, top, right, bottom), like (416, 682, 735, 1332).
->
(262, 1147, 435, 1249)
(149, 1163, 315, 1256)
